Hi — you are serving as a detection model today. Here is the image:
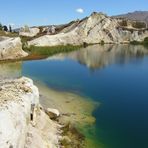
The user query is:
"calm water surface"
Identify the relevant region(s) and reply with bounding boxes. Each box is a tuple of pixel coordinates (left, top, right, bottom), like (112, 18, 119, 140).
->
(1, 44, 148, 148)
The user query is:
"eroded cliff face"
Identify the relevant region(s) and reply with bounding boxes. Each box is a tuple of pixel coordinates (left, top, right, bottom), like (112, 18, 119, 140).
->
(0, 37, 28, 60)
(0, 77, 61, 148)
(28, 12, 148, 46)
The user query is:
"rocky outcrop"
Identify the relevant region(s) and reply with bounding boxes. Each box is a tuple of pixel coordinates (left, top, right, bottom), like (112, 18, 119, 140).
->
(0, 37, 28, 60)
(0, 77, 61, 148)
(28, 12, 148, 46)
(19, 27, 40, 37)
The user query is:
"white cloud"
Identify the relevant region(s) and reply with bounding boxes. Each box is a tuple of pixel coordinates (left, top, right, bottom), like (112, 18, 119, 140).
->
(76, 8, 84, 14)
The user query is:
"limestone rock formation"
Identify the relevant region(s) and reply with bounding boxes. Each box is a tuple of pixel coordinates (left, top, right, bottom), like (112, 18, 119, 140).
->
(0, 77, 61, 148)
(19, 27, 40, 37)
(0, 37, 28, 60)
(28, 12, 148, 46)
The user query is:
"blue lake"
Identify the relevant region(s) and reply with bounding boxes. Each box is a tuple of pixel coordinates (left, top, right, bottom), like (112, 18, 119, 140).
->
(4, 44, 148, 148)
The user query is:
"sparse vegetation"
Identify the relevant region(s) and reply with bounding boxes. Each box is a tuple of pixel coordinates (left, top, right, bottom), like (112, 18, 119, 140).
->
(130, 40, 140, 45)
(0, 30, 18, 37)
(130, 37, 148, 46)
(60, 122, 85, 148)
(132, 21, 146, 29)
(23, 44, 82, 58)
(119, 20, 128, 27)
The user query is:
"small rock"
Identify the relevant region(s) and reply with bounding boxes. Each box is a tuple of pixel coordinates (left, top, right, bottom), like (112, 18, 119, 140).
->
(45, 108, 60, 119)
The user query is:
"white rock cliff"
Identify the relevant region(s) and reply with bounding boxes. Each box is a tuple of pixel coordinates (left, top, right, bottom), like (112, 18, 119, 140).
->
(0, 77, 61, 148)
(0, 37, 28, 60)
(28, 12, 148, 46)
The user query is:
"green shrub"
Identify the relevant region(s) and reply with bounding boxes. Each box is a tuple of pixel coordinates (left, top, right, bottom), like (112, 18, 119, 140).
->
(144, 37, 148, 43)
(0, 23, 2, 31)
(100, 40, 105, 45)
(132, 22, 146, 29)
(130, 37, 148, 46)
(130, 40, 141, 45)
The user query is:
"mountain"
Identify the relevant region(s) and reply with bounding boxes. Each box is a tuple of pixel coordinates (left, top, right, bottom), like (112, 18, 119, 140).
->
(28, 12, 148, 46)
(113, 11, 148, 25)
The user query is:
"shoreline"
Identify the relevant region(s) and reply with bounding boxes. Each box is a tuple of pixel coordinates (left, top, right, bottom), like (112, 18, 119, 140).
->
(0, 77, 94, 148)
(34, 80, 100, 147)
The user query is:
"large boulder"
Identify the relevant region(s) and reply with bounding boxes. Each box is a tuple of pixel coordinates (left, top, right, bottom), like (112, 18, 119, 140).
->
(0, 37, 28, 60)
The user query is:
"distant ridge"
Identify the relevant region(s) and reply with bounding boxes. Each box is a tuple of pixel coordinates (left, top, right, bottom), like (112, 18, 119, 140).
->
(113, 11, 148, 25)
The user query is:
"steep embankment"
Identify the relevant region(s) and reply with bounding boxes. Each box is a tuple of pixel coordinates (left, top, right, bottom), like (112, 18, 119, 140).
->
(0, 77, 61, 148)
(28, 12, 148, 46)
(0, 37, 28, 60)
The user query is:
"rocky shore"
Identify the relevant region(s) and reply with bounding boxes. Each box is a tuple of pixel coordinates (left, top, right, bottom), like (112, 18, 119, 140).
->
(0, 77, 89, 148)
(0, 77, 61, 148)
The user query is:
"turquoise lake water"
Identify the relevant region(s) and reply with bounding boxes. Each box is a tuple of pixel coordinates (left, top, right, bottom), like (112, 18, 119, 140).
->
(2, 44, 148, 148)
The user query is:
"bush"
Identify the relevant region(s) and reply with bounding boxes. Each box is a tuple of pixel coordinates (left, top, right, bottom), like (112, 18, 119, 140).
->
(144, 37, 148, 43)
(0, 23, 2, 31)
(132, 22, 146, 29)
(130, 40, 141, 45)
(3, 25, 8, 32)
(130, 37, 148, 46)
(100, 40, 105, 45)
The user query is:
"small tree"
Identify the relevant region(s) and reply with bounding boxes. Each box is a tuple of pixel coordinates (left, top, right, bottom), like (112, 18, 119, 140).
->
(0, 23, 3, 31)
(100, 40, 105, 45)
(3, 25, 8, 32)
(9, 25, 12, 32)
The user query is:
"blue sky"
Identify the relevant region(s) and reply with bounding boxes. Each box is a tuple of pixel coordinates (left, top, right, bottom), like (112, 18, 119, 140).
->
(0, 0, 147, 28)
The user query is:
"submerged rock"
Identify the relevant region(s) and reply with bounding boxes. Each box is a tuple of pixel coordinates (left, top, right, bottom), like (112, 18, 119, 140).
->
(0, 37, 28, 60)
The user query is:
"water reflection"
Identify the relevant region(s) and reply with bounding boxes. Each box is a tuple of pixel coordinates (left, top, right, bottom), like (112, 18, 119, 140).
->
(0, 61, 22, 79)
(47, 45, 148, 70)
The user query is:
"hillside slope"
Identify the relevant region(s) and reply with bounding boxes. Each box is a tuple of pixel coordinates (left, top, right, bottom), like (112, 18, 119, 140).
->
(113, 11, 148, 25)
(28, 12, 148, 46)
